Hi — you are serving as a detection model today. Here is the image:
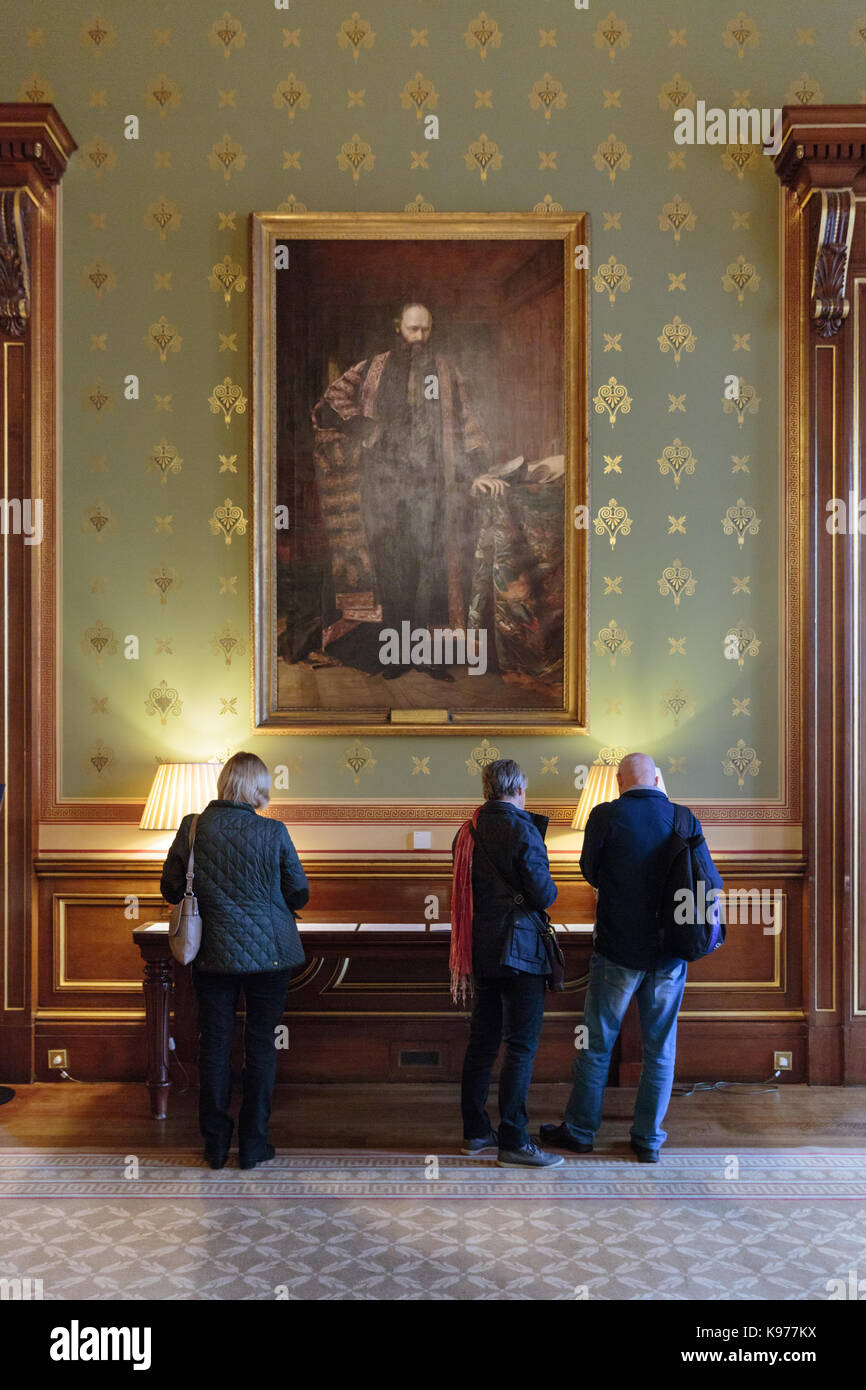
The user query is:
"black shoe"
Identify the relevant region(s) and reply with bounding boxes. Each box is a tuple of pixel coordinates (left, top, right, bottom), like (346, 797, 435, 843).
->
(204, 1148, 228, 1170)
(239, 1144, 276, 1171)
(630, 1139, 660, 1164)
(461, 1130, 499, 1154)
(539, 1122, 593, 1154)
(497, 1141, 564, 1168)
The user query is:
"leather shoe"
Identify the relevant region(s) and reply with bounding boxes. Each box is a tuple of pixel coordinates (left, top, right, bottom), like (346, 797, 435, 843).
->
(630, 1139, 660, 1164)
(239, 1144, 276, 1171)
(539, 1123, 593, 1154)
(205, 1149, 228, 1170)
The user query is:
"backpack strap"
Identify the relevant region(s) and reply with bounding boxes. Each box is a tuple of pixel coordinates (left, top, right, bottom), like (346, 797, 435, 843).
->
(671, 802, 695, 841)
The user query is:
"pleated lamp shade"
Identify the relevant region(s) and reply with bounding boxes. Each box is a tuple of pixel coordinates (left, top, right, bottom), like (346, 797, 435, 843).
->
(571, 747, 625, 831)
(139, 762, 220, 830)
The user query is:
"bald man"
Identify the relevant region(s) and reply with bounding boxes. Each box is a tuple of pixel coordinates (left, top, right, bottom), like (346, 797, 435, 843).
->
(540, 752, 721, 1162)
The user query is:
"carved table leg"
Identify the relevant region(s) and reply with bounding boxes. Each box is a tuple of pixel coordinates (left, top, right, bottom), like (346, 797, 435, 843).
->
(141, 956, 173, 1119)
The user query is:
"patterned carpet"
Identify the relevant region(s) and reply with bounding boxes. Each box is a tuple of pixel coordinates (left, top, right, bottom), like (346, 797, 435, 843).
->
(1, 1149, 864, 1299)
(1, 1148, 865, 1200)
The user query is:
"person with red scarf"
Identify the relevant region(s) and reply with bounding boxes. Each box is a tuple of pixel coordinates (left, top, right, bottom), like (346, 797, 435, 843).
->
(450, 758, 563, 1167)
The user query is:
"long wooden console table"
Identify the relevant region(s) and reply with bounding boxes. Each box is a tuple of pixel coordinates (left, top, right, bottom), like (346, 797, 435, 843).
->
(132, 920, 594, 1118)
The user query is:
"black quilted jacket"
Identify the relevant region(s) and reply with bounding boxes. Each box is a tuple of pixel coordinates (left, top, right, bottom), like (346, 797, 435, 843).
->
(160, 799, 309, 973)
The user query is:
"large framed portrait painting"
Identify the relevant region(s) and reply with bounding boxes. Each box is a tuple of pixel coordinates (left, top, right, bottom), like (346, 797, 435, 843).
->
(251, 213, 588, 733)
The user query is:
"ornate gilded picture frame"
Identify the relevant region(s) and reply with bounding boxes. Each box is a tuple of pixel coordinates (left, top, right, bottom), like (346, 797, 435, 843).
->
(250, 212, 588, 735)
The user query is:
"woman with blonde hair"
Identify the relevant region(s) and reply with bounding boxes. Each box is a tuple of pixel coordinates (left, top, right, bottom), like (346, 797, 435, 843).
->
(161, 751, 308, 1169)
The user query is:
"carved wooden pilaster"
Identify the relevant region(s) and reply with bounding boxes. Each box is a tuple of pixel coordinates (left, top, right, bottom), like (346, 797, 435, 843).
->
(0, 104, 75, 1082)
(773, 107, 866, 1082)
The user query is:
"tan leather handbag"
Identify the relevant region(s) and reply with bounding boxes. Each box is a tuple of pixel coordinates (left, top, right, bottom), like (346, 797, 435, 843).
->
(168, 814, 202, 965)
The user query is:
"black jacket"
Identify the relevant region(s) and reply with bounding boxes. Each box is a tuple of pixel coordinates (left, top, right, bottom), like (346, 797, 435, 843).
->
(160, 800, 308, 974)
(455, 800, 558, 979)
(581, 787, 721, 970)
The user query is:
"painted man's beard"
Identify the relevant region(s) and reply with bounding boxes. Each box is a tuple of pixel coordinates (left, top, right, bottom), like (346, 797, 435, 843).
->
(397, 335, 433, 360)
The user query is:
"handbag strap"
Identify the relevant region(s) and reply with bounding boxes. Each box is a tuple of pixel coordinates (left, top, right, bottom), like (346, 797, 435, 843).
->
(184, 814, 199, 895)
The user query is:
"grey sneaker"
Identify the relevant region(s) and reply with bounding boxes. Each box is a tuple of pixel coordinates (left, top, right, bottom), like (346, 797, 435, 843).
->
(497, 1141, 564, 1168)
(461, 1130, 499, 1154)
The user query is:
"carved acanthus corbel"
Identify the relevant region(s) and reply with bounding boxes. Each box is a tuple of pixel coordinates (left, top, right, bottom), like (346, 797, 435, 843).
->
(0, 189, 30, 338)
(811, 189, 855, 339)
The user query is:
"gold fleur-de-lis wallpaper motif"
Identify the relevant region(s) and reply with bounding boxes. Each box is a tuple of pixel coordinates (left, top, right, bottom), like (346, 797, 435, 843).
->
(14, 0, 824, 803)
(529, 74, 566, 121)
(209, 255, 247, 304)
(657, 316, 696, 365)
(723, 381, 761, 425)
(722, 739, 761, 788)
(658, 74, 695, 111)
(593, 499, 633, 548)
(82, 620, 117, 664)
(145, 679, 183, 726)
(659, 195, 696, 242)
(594, 619, 632, 668)
(145, 197, 181, 240)
(593, 255, 631, 304)
(273, 74, 311, 119)
(658, 440, 696, 488)
(464, 133, 502, 181)
(594, 11, 631, 61)
(401, 73, 438, 119)
(209, 498, 248, 545)
(722, 499, 761, 547)
(208, 376, 248, 426)
(337, 132, 375, 181)
(658, 559, 697, 606)
(465, 13, 502, 60)
(593, 133, 631, 182)
(147, 441, 182, 485)
(726, 622, 761, 668)
(210, 12, 247, 59)
(593, 377, 632, 427)
(465, 737, 501, 774)
(341, 739, 377, 784)
(338, 12, 375, 61)
(723, 12, 760, 60)
(661, 683, 694, 728)
(722, 255, 759, 302)
(211, 622, 246, 667)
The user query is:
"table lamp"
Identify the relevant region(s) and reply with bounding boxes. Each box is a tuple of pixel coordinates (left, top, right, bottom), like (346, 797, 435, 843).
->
(571, 746, 625, 831)
(139, 762, 221, 831)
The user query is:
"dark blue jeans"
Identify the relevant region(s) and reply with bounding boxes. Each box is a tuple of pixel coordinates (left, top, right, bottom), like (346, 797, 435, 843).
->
(564, 951, 688, 1152)
(461, 972, 547, 1150)
(194, 967, 291, 1159)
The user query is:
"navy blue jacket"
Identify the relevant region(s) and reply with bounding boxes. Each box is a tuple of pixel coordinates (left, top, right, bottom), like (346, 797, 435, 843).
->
(454, 800, 558, 978)
(161, 800, 309, 973)
(580, 787, 720, 971)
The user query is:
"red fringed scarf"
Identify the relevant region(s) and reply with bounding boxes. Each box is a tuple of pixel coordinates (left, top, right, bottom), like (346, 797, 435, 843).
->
(450, 805, 482, 1004)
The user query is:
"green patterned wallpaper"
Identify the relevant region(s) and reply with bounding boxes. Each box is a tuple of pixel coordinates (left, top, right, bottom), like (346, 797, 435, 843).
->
(3, 0, 859, 805)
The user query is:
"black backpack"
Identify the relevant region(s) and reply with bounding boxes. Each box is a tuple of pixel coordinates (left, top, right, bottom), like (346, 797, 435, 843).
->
(656, 805, 725, 962)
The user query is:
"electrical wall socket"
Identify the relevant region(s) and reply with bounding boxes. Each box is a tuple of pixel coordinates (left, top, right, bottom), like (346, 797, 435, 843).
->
(773, 1051, 792, 1071)
(48, 1049, 68, 1069)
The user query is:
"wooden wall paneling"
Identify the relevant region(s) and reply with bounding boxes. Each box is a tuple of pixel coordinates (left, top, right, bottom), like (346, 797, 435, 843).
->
(42, 856, 807, 1084)
(0, 105, 75, 1082)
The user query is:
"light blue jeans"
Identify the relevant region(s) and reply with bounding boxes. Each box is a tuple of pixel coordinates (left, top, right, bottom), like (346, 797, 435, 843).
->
(564, 951, 688, 1152)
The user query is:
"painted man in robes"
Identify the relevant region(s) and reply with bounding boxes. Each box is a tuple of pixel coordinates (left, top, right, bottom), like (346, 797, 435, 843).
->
(309, 302, 505, 677)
